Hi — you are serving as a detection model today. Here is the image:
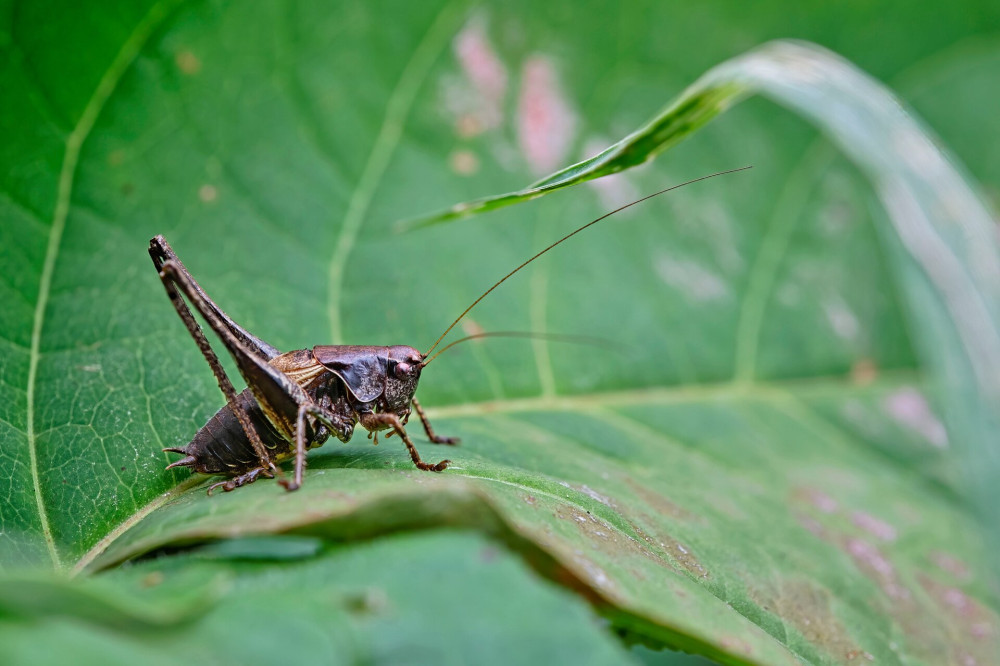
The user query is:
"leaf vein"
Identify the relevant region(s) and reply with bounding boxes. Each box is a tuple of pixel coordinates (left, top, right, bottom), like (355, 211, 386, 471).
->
(326, 1, 465, 343)
(732, 142, 834, 383)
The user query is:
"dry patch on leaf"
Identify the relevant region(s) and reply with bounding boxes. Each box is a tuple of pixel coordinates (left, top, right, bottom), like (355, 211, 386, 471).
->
(750, 578, 873, 663)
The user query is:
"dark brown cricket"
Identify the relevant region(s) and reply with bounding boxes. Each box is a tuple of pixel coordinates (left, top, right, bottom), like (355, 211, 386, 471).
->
(151, 167, 749, 493)
(151, 237, 456, 494)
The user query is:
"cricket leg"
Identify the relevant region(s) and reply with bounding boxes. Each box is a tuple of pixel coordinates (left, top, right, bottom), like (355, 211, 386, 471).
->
(411, 397, 459, 445)
(156, 257, 314, 450)
(359, 412, 450, 472)
(279, 402, 356, 492)
(207, 465, 275, 495)
(155, 260, 278, 478)
(149, 236, 281, 360)
(278, 403, 311, 492)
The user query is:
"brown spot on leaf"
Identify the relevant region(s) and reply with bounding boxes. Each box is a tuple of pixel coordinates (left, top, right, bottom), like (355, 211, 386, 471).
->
(554, 506, 677, 583)
(846, 650, 875, 661)
(750, 579, 869, 663)
(455, 113, 483, 138)
(660, 535, 709, 579)
(630, 516, 708, 579)
(449, 149, 479, 175)
(199, 184, 218, 203)
(140, 571, 164, 588)
(625, 477, 697, 522)
(850, 358, 879, 385)
(175, 50, 201, 75)
(838, 539, 960, 661)
(555, 505, 617, 544)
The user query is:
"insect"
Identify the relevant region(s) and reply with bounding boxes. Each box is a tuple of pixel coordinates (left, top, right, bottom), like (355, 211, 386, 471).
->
(153, 167, 748, 493)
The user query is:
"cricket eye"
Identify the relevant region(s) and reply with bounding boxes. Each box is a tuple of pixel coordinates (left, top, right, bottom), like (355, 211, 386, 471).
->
(394, 362, 412, 378)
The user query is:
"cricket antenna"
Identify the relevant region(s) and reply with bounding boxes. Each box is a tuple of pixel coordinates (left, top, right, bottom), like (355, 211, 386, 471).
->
(422, 166, 753, 359)
(421, 331, 614, 367)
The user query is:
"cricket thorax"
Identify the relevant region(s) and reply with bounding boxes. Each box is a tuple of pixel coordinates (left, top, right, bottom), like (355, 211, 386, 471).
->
(270, 348, 359, 441)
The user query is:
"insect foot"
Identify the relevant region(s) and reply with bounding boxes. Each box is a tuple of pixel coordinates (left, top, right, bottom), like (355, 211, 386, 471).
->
(359, 412, 450, 472)
(206, 465, 275, 495)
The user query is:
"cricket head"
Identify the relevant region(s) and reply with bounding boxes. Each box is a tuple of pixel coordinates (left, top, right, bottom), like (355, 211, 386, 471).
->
(382, 345, 424, 413)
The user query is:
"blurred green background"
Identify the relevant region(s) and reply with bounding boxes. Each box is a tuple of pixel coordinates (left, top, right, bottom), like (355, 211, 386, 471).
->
(2, 1, 999, 665)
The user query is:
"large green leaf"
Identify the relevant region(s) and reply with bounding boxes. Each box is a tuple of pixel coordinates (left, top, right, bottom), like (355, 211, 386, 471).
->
(3, 1, 1000, 665)
(0, 531, 637, 665)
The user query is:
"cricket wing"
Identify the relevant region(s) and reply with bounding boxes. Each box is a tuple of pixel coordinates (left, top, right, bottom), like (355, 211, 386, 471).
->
(225, 344, 310, 441)
(312, 345, 387, 403)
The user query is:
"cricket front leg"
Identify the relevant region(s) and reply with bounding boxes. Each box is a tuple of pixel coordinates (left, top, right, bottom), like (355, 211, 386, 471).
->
(411, 397, 459, 445)
(359, 412, 450, 471)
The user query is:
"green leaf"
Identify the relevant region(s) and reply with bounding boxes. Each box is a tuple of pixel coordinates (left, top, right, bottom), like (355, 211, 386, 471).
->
(3, 2, 1000, 665)
(0, 531, 637, 665)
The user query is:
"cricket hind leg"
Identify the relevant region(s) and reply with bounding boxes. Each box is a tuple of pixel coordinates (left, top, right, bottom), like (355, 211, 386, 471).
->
(152, 256, 280, 479)
(149, 236, 281, 360)
(207, 465, 276, 495)
(154, 254, 315, 453)
(410, 397, 460, 445)
(359, 412, 450, 472)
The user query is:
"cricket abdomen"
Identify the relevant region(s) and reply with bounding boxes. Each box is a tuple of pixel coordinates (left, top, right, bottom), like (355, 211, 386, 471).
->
(165, 388, 292, 476)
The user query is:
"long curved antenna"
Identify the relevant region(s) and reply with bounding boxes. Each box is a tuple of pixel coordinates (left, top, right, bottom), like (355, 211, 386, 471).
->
(423, 166, 753, 357)
(421, 331, 615, 367)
